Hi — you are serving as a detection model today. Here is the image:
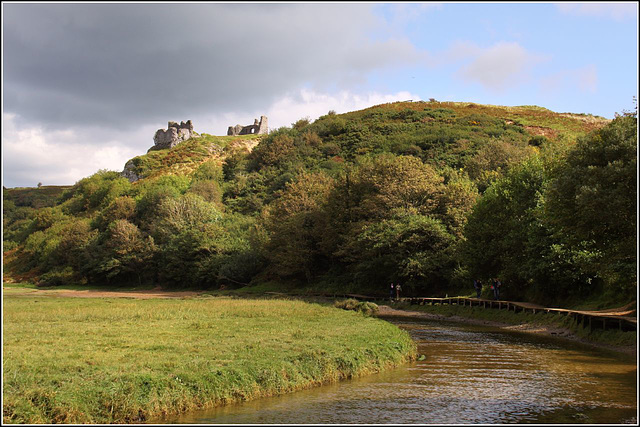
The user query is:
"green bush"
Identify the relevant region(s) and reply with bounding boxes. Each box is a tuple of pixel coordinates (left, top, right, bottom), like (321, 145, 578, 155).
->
(3, 240, 19, 252)
(334, 299, 379, 316)
(37, 267, 76, 287)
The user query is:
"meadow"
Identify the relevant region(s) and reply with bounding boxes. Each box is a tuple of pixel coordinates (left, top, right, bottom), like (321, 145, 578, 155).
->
(2, 294, 416, 423)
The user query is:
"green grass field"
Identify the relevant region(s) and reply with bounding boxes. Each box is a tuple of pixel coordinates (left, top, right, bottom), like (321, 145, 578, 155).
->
(2, 295, 416, 424)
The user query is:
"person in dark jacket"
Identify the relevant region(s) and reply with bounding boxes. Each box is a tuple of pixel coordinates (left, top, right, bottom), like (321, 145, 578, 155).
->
(473, 279, 482, 298)
(491, 278, 501, 300)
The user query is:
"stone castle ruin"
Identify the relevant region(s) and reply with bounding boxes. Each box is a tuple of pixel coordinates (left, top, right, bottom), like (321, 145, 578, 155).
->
(150, 120, 199, 151)
(121, 116, 269, 182)
(227, 116, 268, 136)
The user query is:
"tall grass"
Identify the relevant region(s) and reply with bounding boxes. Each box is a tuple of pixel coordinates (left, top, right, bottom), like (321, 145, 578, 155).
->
(2, 295, 416, 423)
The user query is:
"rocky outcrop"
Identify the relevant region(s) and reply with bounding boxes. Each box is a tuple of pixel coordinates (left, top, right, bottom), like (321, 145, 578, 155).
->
(150, 120, 199, 151)
(121, 159, 141, 183)
(227, 116, 268, 136)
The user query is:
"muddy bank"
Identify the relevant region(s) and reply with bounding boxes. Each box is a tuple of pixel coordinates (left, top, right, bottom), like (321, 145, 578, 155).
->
(375, 304, 637, 356)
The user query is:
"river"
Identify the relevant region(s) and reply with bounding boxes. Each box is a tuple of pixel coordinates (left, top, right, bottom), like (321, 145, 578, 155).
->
(164, 316, 637, 424)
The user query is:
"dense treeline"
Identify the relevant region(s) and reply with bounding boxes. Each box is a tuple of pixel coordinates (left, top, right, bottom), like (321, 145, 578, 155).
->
(463, 113, 637, 304)
(3, 102, 636, 306)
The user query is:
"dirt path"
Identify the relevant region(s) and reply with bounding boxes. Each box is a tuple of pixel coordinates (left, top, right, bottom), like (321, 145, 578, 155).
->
(376, 305, 637, 356)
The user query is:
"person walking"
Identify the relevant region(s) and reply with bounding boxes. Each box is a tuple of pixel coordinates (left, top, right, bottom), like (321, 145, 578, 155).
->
(395, 283, 402, 301)
(492, 278, 501, 300)
(390, 283, 395, 302)
(473, 279, 482, 298)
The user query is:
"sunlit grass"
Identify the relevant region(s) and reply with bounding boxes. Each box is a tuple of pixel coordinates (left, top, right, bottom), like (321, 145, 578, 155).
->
(3, 295, 416, 423)
(345, 101, 608, 142)
(127, 134, 261, 181)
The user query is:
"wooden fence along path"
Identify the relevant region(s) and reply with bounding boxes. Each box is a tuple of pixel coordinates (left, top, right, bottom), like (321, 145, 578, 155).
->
(341, 294, 637, 333)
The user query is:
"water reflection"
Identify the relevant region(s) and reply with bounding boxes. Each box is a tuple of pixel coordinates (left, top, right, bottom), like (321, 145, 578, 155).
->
(164, 318, 637, 424)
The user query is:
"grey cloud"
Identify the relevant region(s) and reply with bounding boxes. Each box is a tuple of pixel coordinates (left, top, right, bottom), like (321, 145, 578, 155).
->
(3, 3, 424, 130)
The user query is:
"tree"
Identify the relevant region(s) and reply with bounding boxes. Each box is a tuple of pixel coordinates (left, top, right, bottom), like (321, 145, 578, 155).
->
(152, 193, 222, 243)
(67, 170, 132, 212)
(462, 157, 547, 298)
(93, 196, 136, 231)
(328, 154, 444, 224)
(101, 220, 156, 285)
(263, 171, 334, 281)
(434, 169, 479, 238)
(544, 115, 637, 293)
(250, 131, 296, 167)
(462, 155, 599, 304)
(320, 154, 465, 291)
(465, 139, 533, 192)
(351, 212, 456, 294)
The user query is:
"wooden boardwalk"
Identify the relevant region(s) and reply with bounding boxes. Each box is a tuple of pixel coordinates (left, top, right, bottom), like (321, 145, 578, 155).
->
(342, 294, 637, 333)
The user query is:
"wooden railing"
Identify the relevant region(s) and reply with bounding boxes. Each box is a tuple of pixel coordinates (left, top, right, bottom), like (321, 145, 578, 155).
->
(340, 294, 637, 332)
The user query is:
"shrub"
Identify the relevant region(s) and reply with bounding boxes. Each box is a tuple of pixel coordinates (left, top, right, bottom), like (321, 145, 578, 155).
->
(188, 180, 223, 207)
(3, 240, 19, 252)
(37, 267, 76, 287)
(334, 299, 379, 316)
(292, 117, 311, 129)
(192, 160, 223, 183)
(93, 196, 136, 230)
(68, 170, 132, 212)
(528, 135, 549, 146)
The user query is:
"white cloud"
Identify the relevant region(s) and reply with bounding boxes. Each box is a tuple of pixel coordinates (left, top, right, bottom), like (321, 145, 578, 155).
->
(3, 89, 421, 187)
(2, 113, 142, 187)
(556, 3, 638, 21)
(266, 89, 421, 129)
(161, 89, 423, 138)
(540, 64, 598, 94)
(452, 42, 548, 92)
(379, 3, 444, 32)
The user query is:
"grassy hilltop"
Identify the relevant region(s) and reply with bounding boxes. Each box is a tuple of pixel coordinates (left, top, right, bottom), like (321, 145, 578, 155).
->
(3, 100, 635, 308)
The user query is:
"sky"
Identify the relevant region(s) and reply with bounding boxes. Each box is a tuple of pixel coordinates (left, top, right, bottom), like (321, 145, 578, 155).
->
(2, 2, 638, 188)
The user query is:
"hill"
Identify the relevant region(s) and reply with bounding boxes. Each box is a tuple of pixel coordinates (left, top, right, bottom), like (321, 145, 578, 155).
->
(3, 101, 635, 308)
(121, 134, 261, 182)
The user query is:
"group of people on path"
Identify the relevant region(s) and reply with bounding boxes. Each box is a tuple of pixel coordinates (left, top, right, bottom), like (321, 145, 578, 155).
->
(389, 282, 402, 301)
(473, 278, 501, 300)
(387, 278, 500, 302)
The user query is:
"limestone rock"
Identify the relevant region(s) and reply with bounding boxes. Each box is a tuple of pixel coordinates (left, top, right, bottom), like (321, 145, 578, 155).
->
(121, 159, 141, 183)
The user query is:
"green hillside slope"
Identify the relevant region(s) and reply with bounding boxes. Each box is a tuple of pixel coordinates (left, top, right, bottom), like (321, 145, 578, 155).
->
(3, 101, 635, 308)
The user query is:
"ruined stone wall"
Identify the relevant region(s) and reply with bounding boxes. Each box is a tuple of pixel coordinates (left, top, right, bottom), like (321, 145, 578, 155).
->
(151, 120, 199, 151)
(227, 116, 268, 136)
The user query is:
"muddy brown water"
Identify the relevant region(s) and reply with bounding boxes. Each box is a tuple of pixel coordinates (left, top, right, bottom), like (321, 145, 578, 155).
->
(162, 317, 637, 424)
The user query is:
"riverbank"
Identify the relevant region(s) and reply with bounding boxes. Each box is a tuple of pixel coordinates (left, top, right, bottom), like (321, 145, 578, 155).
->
(376, 304, 637, 356)
(2, 295, 416, 424)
